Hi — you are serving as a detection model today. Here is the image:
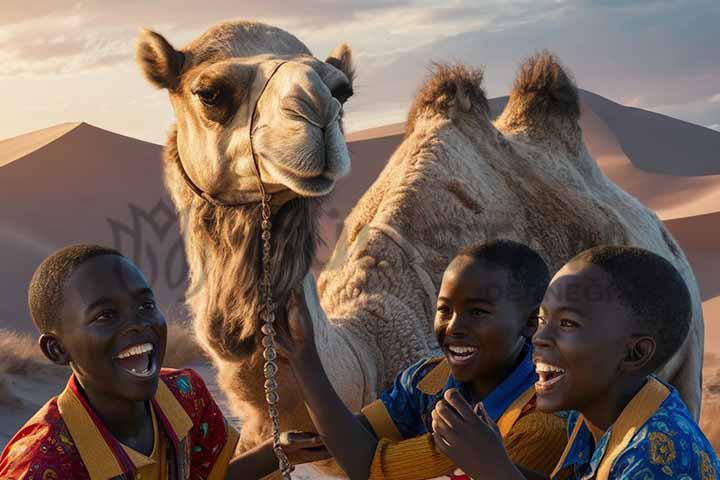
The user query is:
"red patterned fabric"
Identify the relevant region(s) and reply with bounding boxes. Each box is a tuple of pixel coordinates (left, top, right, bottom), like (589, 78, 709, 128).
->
(0, 368, 236, 480)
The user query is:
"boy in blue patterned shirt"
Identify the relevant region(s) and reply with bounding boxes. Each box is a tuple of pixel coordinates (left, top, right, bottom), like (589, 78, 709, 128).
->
(280, 240, 567, 479)
(430, 245, 719, 479)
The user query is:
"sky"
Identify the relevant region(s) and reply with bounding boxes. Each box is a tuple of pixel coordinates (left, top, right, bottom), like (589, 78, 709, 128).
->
(0, 0, 718, 144)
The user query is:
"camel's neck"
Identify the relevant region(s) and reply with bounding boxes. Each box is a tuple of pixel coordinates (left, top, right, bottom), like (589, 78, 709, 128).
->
(299, 271, 375, 410)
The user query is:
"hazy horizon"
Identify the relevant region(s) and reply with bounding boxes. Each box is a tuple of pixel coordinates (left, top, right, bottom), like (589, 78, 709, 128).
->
(1, 0, 718, 143)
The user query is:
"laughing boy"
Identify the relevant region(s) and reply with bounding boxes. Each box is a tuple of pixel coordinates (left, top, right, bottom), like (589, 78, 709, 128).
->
(0, 244, 325, 480)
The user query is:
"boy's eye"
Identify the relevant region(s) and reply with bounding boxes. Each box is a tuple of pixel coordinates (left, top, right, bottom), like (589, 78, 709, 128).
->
(470, 308, 490, 316)
(437, 305, 451, 315)
(139, 300, 156, 311)
(95, 310, 116, 322)
(560, 318, 578, 328)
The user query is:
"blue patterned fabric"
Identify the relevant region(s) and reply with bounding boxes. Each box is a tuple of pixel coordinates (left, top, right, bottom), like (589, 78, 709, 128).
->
(377, 340, 537, 439)
(555, 378, 719, 479)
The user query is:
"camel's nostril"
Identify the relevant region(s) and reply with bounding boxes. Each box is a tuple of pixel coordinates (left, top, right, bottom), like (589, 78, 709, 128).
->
(331, 83, 353, 104)
(281, 96, 325, 129)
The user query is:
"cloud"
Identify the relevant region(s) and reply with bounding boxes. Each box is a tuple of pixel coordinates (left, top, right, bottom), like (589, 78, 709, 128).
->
(0, 0, 718, 142)
(0, 0, 577, 77)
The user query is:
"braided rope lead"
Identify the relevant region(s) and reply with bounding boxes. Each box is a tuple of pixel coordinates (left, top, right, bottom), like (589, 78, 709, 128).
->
(260, 195, 293, 479)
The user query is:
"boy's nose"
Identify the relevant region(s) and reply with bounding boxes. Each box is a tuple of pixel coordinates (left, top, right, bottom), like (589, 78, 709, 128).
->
(445, 315, 470, 337)
(531, 324, 553, 349)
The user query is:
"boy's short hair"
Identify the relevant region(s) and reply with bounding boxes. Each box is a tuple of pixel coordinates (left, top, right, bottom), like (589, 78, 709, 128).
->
(456, 239, 550, 308)
(28, 244, 125, 333)
(570, 245, 692, 370)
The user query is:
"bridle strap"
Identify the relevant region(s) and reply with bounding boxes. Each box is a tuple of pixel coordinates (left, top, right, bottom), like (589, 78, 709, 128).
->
(174, 60, 295, 209)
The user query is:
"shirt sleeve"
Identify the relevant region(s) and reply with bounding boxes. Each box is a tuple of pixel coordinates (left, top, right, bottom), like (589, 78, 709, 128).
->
(369, 434, 455, 480)
(183, 369, 240, 480)
(504, 410, 567, 476)
(0, 419, 90, 480)
(361, 359, 434, 440)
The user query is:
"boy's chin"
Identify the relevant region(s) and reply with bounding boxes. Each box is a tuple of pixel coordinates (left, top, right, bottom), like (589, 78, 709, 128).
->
(535, 390, 573, 413)
(118, 375, 161, 402)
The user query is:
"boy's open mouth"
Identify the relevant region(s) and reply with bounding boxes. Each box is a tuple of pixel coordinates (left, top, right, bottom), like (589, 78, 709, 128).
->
(114, 343, 157, 378)
(446, 345, 478, 366)
(535, 361, 567, 391)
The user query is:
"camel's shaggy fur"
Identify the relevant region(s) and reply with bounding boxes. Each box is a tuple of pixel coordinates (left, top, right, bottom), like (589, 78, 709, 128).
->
(137, 19, 705, 453)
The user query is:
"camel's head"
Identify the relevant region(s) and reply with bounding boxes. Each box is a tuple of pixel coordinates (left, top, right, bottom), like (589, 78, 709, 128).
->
(136, 21, 354, 203)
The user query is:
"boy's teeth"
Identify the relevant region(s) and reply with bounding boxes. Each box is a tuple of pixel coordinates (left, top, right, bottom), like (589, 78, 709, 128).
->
(448, 346, 478, 356)
(535, 362, 565, 373)
(115, 343, 153, 359)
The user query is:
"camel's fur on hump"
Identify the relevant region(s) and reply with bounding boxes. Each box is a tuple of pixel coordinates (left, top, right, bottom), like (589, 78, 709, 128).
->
(138, 20, 704, 453)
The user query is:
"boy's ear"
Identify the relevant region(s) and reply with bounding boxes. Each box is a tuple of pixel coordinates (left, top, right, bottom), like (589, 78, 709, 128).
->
(621, 336, 656, 373)
(136, 28, 185, 90)
(39, 334, 70, 366)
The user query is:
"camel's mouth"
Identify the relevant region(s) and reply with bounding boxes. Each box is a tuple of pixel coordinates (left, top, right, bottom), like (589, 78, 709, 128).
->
(259, 119, 350, 198)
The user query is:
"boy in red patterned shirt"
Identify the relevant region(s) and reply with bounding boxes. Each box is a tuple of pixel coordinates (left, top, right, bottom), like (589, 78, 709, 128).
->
(0, 244, 325, 480)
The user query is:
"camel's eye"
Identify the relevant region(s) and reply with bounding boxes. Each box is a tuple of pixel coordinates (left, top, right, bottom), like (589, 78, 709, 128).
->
(194, 87, 221, 106)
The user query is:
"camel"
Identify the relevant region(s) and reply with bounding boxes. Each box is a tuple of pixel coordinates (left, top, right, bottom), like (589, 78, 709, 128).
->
(136, 20, 704, 453)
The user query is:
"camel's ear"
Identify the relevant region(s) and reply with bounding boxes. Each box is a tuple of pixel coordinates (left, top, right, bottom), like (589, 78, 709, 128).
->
(325, 42, 355, 85)
(136, 28, 185, 90)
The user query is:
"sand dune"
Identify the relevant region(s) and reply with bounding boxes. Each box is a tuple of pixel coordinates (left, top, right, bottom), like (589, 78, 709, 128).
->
(0, 122, 80, 168)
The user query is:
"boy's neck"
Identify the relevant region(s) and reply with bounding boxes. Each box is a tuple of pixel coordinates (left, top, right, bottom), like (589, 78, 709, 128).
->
(581, 375, 648, 432)
(77, 378, 153, 444)
(467, 342, 526, 402)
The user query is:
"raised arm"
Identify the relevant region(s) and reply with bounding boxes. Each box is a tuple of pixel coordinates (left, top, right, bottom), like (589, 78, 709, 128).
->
(276, 291, 379, 480)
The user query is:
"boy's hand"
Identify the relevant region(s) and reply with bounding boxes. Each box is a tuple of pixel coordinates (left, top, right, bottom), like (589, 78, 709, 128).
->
(431, 389, 515, 478)
(275, 289, 317, 362)
(279, 431, 331, 465)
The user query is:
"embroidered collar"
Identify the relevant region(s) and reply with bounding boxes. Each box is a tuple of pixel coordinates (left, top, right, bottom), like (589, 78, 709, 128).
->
(551, 376, 671, 479)
(57, 374, 193, 479)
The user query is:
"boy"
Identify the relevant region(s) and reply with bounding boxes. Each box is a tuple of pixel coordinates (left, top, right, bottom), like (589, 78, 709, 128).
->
(0, 244, 326, 480)
(430, 245, 720, 479)
(278, 240, 568, 479)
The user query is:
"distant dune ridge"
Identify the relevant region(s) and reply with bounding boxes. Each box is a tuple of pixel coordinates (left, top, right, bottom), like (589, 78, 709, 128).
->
(1, 90, 719, 458)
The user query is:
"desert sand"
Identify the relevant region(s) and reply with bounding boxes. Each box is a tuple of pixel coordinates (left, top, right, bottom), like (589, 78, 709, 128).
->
(1, 90, 719, 471)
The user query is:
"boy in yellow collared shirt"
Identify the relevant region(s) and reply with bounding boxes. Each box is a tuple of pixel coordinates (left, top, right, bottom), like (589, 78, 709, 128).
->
(0, 244, 326, 480)
(431, 245, 719, 479)
(279, 240, 568, 479)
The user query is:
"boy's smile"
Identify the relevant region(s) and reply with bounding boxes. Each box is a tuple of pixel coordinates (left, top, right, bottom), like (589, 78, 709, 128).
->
(58, 255, 167, 402)
(434, 257, 531, 398)
(532, 261, 633, 422)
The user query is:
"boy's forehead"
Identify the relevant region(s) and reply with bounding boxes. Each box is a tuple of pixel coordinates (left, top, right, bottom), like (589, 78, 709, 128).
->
(444, 257, 510, 285)
(64, 255, 151, 305)
(543, 261, 619, 312)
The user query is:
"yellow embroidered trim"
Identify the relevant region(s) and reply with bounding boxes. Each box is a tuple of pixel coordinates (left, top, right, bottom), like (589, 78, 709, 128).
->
(496, 386, 536, 437)
(155, 376, 194, 440)
(551, 378, 670, 479)
(361, 400, 404, 442)
(57, 384, 126, 480)
(207, 424, 241, 480)
(596, 378, 670, 480)
(416, 358, 450, 395)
